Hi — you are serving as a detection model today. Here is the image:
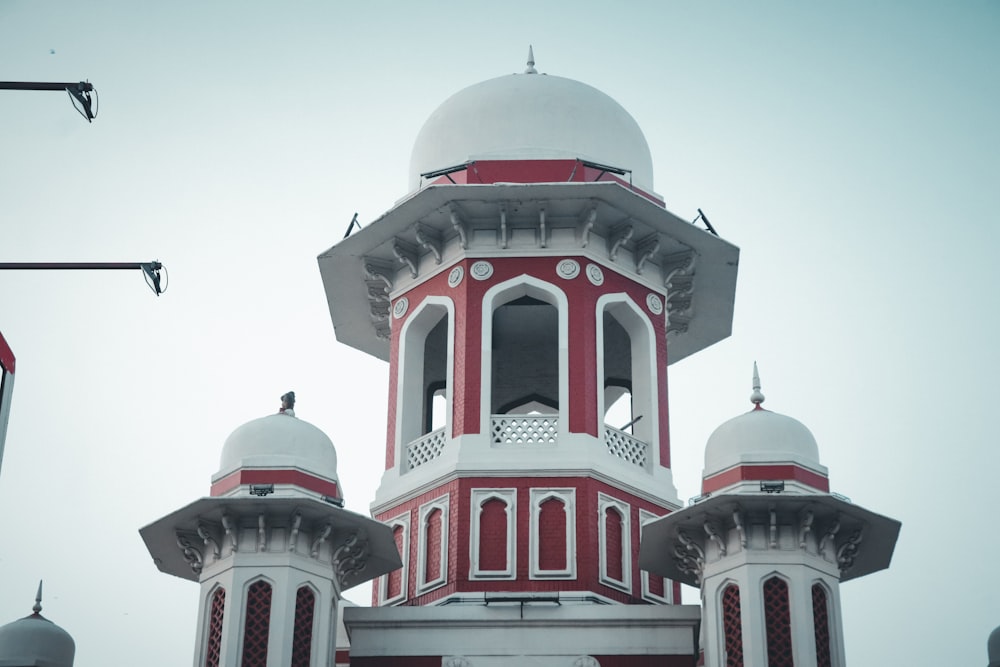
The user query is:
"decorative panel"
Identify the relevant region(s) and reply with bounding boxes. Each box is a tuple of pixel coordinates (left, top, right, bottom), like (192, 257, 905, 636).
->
(291, 586, 315, 667)
(204, 587, 225, 667)
(812, 584, 832, 667)
(241, 580, 272, 667)
(722, 584, 744, 667)
(763, 577, 793, 667)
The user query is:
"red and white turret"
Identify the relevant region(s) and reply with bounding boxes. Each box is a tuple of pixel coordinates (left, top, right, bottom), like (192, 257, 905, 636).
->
(640, 367, 901, 667)
(141, 395, 400, 667)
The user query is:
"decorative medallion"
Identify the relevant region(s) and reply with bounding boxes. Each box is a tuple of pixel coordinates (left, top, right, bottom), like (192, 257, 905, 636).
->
(392, 297, 409, 319)
(646, 293, 664, 314)
(556, 259, 580, 280)
(585, 263, 604, 286)
(448, 265, 464, 288)
(470, 260, 494, 281)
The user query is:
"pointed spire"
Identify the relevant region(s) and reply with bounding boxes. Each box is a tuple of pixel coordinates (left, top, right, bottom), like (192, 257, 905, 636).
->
(750, 362, 765, 409)
(525, 45, 537, 74)
(32, 580, 43, 614)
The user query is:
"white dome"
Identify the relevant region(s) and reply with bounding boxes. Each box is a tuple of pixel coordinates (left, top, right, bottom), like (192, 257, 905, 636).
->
(218, 413, 339, 481)
(0, 613, 75, 667)
(704, 408, 822, 477)
(410, 71, 654, 191)
(989, 625, 1000, 667)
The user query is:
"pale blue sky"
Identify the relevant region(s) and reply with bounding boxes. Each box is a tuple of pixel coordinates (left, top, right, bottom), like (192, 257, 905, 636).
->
(1, 2, 998, 665)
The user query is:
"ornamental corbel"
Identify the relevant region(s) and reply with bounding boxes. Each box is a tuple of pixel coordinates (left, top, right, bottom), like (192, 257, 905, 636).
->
(498, 204, 509, 249)
(703, 521, 726, 557)
(392, 238, 419, 279)
(333, 531, 371, 587)
(414, 223, 442, 265)
(197, 522, 221, 561)
(363, 261, 394, 292)
(288, 512, 302, 553)
(221, 512, 238, 553)
(799, 510, 814, 550)
(311, 523, 333, 559)
(608, 222, 634, 262)
(661, 250, 696, 289)
(732, 509, 747, 548)
(635, 235, 660, 275)
(449, 205, 468, 249)
(257, 514, 267, 552)
(819, 518, 841, 555)
(836, 529, 863, 572)
(769, 508, 778, 549)
(538, 203, 547, 248)
(579, 202, 597, 248)
(176, 532, 204, 574)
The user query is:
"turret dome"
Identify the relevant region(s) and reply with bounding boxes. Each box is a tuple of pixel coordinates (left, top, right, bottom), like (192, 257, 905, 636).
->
(218, 412, 338, 481)
(989, 624, 1000, 667)
(0, 584, 75, 667)
(410, 49, 654, 192)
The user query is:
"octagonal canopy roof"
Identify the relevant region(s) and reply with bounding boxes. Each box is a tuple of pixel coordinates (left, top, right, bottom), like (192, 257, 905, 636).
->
(410, 67, 654, 192)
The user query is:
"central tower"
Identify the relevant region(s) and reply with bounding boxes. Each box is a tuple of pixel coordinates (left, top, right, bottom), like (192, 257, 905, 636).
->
(319, 51, 739, 618)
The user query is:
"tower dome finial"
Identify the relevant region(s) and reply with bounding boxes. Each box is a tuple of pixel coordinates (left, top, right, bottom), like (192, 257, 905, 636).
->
(750, 362, 765, 409)
(32, 580, 42, 614)
(525, 45, 537, 74)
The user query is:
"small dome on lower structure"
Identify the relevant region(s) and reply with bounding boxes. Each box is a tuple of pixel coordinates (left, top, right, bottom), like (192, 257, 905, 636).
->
(217, 412, 339, 482)
(704, 408, 822, 475)
(0, 586, 74, 667)
(989, 624, 1000, 667)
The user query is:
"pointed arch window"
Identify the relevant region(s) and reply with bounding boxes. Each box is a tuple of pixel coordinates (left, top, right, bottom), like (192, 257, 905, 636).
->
(417, 495, 449, 593)
(471, 488, 516, 579)
(204, 587, 225, 667)
(530, 488, 576, 579)
(241, 580, 273, 667)
(598, 494, 631, 592)
(721, 584, 744, 667)
(763, 576, 793, 667)
(291, 586, 316, 667)
(812, 583, 832, 667)
(381, 515, 409, 605)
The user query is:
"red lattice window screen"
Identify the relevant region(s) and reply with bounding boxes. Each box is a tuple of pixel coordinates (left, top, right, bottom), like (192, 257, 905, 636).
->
(386, 525, 405, 601)
(479, 498, 509, 571)
(721, 584, 744, 667)
(291, 586, 315, 667)
(604, 507, 624, 581)
(812, 584, 832, 667)
(204, 588, 225, 667)
(764, 577, 794, 667)
(424, 508, 443, 584)
(538, 497, 567, 571)
(241, 580, 272, 667)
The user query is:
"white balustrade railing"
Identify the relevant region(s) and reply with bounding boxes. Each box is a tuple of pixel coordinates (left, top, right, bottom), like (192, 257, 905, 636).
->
(491, 414, 558, 445)
(406, 427, 447, 470)
(604, 426, 649, 468)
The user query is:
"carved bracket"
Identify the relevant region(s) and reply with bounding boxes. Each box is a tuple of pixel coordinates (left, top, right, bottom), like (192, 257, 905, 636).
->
(176, 532, 204, 575)
(288, 512, 302, 553)
(836, 530, 863, 572)
(498, 204, 509, 249)
(197, 522, 221, 561)
(673, 530, 705, 582)
(704, 521, 727, 557)
(579, 202, 597, 248)
(732, 509, 747, 548)
(414, 223, 442, 265)
(392, 238, 419, 279)
(257, 514, 267, 552)
(221, 513, 238, 553)
(333, 531, 371, 587)
(819, 518, 841, 554)
(538, 203, 548, 248)
(635, 235, 661, 275)
(449, 205, 468, 249)
(311, 523, 333, 559)
(608, 222, 634, 262)
(799, 510, 814, 550)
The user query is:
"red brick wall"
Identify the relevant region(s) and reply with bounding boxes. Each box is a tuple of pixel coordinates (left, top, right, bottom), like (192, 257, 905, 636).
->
(605, 506, 624, 582)
(478, 498, 509, 571)
(538, 496, 568, 571)
(424, 507, 443, 585)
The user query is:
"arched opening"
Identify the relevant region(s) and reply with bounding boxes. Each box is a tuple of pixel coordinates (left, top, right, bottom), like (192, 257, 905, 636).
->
(479, 498, 509, 571)
(291, 586, 316, 667)
(763, 576, 793, 667)
(492, 295, 559, 414)
(241, 579, 273, 667)
(721, 583, 744, 667)
(538, 497, 568, 571)
(204, 587, 225, 667)
(598, 296, 657, 464)
(385, 524, 406, 603)
(812, 583, 832, 667)
(603, 506, 625, 582)
(397, 299, 452, 469)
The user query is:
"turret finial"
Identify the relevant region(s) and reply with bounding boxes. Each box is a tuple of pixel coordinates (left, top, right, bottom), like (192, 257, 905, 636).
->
(525, 45, 537, 74)
(280, 391, 296, 417)
(750, 362, 765, 409)
(32, 580, 43, 614)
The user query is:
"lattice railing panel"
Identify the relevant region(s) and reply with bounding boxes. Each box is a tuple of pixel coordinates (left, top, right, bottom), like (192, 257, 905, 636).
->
(722, 584, 744, 667)
(407, 427, 447, 469)
(492, 415, 558, 445)
(291, 587, 315, 667)
(204, 588, 225, 667)
(764, 577, 794, 667)
(604, 426, 649, 467)
(241, 580, 272, 667)
(813, 584, 832, 667)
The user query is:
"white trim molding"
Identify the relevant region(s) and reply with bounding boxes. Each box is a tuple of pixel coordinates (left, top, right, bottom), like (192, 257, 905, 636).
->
(470, 488, 517, 579)
(529, 488, 577, 580)
(639, 509, 673, 604)
(379, 513, 410, 606)
(598, 493, 632, 593)
(416, 494, 450, 594)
